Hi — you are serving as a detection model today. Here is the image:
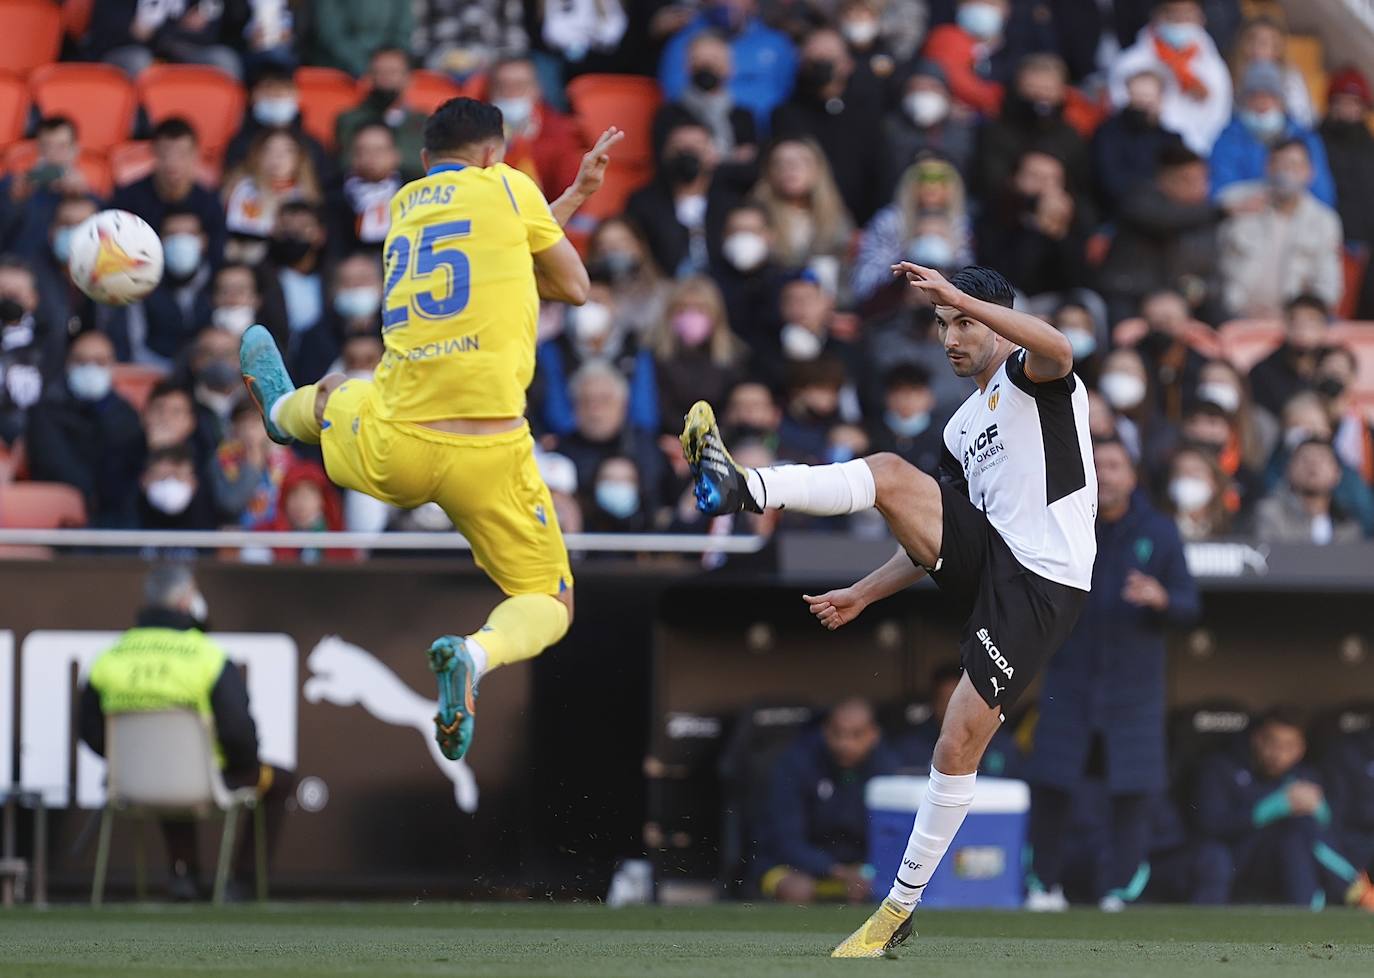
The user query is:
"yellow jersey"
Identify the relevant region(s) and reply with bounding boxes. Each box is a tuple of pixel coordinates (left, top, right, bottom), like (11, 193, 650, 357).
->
(372, 161, 564, 422)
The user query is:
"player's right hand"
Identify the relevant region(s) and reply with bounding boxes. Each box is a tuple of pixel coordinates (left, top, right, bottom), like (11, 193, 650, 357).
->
(572, 127, 626, 200)
(803, 587, 867, 631)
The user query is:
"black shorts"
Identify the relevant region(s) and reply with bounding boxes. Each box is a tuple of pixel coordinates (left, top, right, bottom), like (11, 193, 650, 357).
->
(917, 483, 1087, 712)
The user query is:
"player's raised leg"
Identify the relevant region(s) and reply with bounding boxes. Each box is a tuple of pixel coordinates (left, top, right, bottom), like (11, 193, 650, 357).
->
(239, 323, 343, 446)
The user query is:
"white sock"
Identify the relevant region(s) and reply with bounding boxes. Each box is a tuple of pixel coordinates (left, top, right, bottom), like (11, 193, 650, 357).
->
(887, 768, 977, 911)
(464, 637, 489, 682)
(268, 394, 288, 429)
(745, 460, 876, 515)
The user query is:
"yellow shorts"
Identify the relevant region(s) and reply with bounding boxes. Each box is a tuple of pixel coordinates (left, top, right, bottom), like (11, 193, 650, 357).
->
(320, 379, 572, 596)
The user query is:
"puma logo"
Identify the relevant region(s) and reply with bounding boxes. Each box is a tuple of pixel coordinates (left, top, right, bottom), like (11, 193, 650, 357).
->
(304, 635, 478, 812)
(990, 676, 1004, 698)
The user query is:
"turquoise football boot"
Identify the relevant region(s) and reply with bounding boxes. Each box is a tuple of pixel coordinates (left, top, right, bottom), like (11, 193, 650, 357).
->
(427, 635, 478, 761)
(239, 323, 294, 445)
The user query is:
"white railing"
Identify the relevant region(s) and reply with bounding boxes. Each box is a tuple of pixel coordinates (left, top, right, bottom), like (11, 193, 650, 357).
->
(0, 529, 767, 554)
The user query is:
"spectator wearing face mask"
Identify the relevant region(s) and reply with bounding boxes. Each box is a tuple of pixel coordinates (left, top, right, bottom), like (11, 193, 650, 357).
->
(292, 252, 382, 385)
(225, 65, 332, 184)
(748, 138, 853, 284)
(311, 2, 412, 78)
(647, 275, 748, 432)
(657, 0, 799, 129)
(138, 443, 218, 531)
(1193, 357, 1277, 472)
(711, 202, 788, 356)
(266, 203, 331, 360)
(773, 274, 862, 401)
(721, 379, 783, 451)
(1178, 400, 1257, 510)
(1108, 0, 1232, 155)
(0, 255, 59, 445)
(126, 209, 213, 367)
(1262, 391, 1374, 537)
(1092, 67, 1186, 218)
(879, 61, 974, 199)
(923, 0, 1054, 117)
(534, 272, 659, 438)
(202, 262, 288, 351)
(1219, 141, 1343, 321)
(1097, 346, 1177, 473)
(327, 123, 401, 255)
(1050, 301, 1102, 385)
(33, 196, 130, 355)
(184, 326, 248, 449)
(554, 360, 667, 506)
(625, 120, 752, 277)
(867, 362, 943, 474)
(113, 119, 226, 267)
(1114, 289, 1217, 424)
(975, 53, 1089, 204)
(654, 30, 759, 163)
(1211, 62, 1335, 208)
(853, 156, 972, 307)
(540, 0, 628, 69)
(1254, 438, 1362, 544)
(585, 217, 669, 339)
(771, 26, 886, 224)
(334, 47, 427, 181)
(1229, 17, 1313, 129)
(1315, 346, 1374, 486)
(26, 329, 143, 527)
(1163, 444, 1232, 540)
(489, 55, 585, 199)
(583, 455, 652, 536)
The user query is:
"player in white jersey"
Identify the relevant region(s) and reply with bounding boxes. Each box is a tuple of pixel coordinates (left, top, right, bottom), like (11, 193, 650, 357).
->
(679, 264, 1097, 956)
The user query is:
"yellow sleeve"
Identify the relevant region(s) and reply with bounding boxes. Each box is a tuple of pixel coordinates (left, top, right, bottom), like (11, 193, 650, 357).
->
(500, 165, 565, 254)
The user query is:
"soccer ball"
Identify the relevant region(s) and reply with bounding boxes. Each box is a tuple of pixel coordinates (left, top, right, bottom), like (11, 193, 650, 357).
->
(68, 209, 164, 306)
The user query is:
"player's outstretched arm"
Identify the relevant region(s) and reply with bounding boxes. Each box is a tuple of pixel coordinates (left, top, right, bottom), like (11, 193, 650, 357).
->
(550, 127, 626, 227)
(534, 238, 590, 305)
(893, 261, 1074, 382)
(803, 547, 926, 631)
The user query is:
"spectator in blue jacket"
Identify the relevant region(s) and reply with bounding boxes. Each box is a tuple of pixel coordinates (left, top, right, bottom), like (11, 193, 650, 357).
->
(1210, 62, 1336, 209)
(1196, 707, 1359, 907)
(658, 0, 798, 131)
(1026, 437, 1200, 910)
(759, 698, 898, 903)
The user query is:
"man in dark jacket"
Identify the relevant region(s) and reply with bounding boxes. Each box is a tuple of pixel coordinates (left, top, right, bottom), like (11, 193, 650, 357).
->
(26, 329, 144, 528)
(79, 565, 294, 899)
(1026, 437, 1199, 909)
(1248, 293, 1332, 418)
(1196, 708, 1351, 906)
(112, 119, 227, 267)
(1092, 66, 1185, 218)
(1099, 145, 1230, 326)
(771, 26, 885, 224)
(1319, 67, 1374, 319)
(759, 698, 898, 903)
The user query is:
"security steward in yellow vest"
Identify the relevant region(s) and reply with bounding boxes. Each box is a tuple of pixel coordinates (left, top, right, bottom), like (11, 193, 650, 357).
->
(78, 565, 293, 901)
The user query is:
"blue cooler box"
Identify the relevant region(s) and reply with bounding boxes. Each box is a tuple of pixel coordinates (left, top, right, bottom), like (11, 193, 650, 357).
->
(866, 775, 1028, 908)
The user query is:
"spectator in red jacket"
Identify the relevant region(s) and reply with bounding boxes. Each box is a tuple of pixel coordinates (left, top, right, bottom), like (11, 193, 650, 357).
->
(489, 55, 585, 199)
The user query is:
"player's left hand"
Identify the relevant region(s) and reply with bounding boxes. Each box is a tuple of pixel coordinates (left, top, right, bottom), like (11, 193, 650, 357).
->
(1122, 569, 1169, 611)
(573, 127, 626, 200)
(891, 262, 964, 307)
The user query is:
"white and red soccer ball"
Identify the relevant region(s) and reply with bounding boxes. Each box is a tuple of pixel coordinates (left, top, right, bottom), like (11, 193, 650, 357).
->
(67, 208, 164, 306)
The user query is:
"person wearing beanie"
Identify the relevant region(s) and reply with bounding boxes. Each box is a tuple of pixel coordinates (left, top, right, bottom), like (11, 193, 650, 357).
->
(1210, 61, 1336, 207)
(1320, 66, 1374, 317)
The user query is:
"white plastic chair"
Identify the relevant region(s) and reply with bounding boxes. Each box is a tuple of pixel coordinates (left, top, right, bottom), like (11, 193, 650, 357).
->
(90, 709, 266, 906)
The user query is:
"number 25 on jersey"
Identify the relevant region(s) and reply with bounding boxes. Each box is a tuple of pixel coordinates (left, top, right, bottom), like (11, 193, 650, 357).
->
(382, 219, 472, 330)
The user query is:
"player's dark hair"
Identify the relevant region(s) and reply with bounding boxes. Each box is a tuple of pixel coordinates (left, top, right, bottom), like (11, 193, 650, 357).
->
(424, 98, 504, 156)
(883, 362, 932, 391)
(1284, 292, 1329, 319)
(153, 117, 198, 145)
(37, 115, 77, 139)
(1255, 705, 1306, 732)
(949, 266, 1015, 308)
(1158, 144, 1203, 170)
(1271, 136, 1310, 160)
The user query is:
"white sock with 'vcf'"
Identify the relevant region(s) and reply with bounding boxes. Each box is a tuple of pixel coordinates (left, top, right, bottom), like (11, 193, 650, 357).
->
(887, 768, 977, 911)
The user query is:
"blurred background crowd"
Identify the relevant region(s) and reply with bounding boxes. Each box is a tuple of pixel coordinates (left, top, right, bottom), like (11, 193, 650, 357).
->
(0, 0, 1372, 559)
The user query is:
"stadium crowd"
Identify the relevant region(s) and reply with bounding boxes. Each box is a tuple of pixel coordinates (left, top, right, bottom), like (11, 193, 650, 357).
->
(0, 0, 1373, 557)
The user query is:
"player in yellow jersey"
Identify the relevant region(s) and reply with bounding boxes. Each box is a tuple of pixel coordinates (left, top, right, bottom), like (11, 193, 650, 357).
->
(239, 98, 623, 760)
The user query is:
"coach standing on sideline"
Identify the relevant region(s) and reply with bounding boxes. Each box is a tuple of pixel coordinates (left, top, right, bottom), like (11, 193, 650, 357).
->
(78, 565, 295, 901)
(1025, 437, 1200, 910)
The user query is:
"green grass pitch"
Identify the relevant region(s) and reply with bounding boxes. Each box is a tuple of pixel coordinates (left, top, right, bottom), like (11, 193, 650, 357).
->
(5, 903, 1373, 977)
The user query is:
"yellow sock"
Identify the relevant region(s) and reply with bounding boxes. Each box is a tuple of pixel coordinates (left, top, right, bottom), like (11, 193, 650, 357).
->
(272, 384, 322, 444)
(468, 593, 569, 673)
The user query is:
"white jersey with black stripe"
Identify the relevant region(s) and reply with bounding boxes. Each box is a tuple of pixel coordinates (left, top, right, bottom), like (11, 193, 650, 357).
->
(941, 349, 1097, 590)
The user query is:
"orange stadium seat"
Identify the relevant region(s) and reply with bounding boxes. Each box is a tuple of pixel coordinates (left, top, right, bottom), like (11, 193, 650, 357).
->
(295, 66, 360, 152)
(138, 65, 246, 158)
(0, 481, 87, 529)
(1, 141, 111, 197)
(0, 0, 62, 78)
(1218, 319, 1283, 372)
(111, 364, 167, 412)
(565, 75, 662, 221)
(30, 63, 137, 152)
(406, 69, 463, 114)
(0, 75, 30, 146)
